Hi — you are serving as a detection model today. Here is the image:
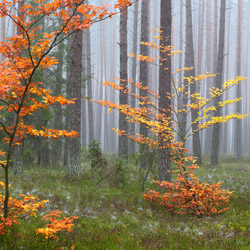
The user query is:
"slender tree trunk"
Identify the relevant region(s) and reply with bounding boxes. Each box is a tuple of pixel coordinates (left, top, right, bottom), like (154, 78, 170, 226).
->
(128, 1, 139, 154)
(119, 6, 128, 160)
(158, 0, 172, 182)
(67, 29, 83, 178)
(139, 0, 149, 167)
(52, 36, 64, 166)
(197, 0, 205, 152)
(204, 0, 213, 154)
(81, 31, 87, 148)
(222, 1, 231, 154)
(179, 0, 201, 163)
(210, 0, 226, 165)
(63, 39, 70, 166)
(236, 0, 243, 161)
(86, 28, 94, 144)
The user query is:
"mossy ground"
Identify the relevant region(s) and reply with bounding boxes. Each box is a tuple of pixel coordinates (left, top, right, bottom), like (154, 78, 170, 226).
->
(1, 156, 250, 249)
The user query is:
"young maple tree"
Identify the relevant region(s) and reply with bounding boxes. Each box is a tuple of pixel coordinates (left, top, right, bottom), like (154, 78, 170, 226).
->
(0, 0, 132, 220)
(95, 31, 246, 215)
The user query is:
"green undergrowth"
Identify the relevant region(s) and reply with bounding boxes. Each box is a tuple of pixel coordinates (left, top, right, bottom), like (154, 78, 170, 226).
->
(1, 158, 250, 249)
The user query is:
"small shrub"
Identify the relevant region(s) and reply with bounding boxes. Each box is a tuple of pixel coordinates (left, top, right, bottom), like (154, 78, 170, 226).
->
(86, 140, 126, 186)
(0, 182, 77, 242)
(144, 163, 233, 216)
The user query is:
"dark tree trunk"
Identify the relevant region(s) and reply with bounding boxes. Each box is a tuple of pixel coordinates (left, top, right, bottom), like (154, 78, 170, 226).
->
(210, 0, 226, 165)
(158, 0, 172, 182)
(67, 30, 83, 178)
(119, 6, 128, 160)
(186, 0, 202, 165)
(139, 0, 150, 168)
(139, 0, 149, 142)
(128, 1, 139, 154)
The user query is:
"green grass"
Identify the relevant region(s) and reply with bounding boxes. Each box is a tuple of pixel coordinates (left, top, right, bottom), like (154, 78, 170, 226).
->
(1, 158, 250, 249)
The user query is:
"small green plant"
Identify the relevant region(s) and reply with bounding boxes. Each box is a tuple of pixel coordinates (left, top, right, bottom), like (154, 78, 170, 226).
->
(86, 140, 126, 186)
(87, 140, 109, 177)
(136, 146, 158, 191)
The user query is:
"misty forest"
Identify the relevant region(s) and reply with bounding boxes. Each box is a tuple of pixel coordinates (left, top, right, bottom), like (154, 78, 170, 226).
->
(0, 0, 250, 249)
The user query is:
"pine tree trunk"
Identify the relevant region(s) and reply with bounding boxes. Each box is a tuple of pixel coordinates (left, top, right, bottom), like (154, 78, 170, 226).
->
(128, 1, 139, 154)
(67, 30, 83, 178)
(210, 0, 226, 165)
(119, 6, 128, 160)
(158, 0, 172, 182)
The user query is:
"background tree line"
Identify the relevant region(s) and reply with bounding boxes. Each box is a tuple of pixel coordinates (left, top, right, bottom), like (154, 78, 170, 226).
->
(1, 0, 248, 178)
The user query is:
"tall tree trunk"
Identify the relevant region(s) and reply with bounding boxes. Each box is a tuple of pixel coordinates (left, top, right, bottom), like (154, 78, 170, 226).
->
(186, 0, 202, 165)
(139, 0, 149, 167)
(119, 6, 128, 160)
(222, 1, 231, 154)
(236, 0, 243, 161)
(197, 0, 205, 152)
(81, 31, 87, 148)
(52, 36, 64, 166)
(67, 29, 83, 178)
(204, 0, 213, 154)
(63, 38, 70, 166)
(86, 28, 94, 144)
(210, 0, 226, 165)
(128, 1, 139, 154)
(158, 0, 172, 182)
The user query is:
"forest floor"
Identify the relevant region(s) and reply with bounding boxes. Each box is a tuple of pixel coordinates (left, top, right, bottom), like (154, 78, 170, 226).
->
(1, 155, 250, 249)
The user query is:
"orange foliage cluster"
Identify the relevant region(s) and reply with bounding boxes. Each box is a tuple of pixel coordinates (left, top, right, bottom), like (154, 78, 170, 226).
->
(0, 0, 132, 152)
(0, 181, 47, 234)
(36, 210, 78, 239)
(144, 161, 233, 216)
(0, 182, 77, 239)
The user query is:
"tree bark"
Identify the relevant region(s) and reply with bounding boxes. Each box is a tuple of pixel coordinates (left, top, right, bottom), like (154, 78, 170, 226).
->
(158, 0, 172, 182)
(210, 0, 226, 165)
(119, 6, 128, 160)
(128, 1, 139, 154)
(67, 30, 83, 178)
(139, 0, 150, 168)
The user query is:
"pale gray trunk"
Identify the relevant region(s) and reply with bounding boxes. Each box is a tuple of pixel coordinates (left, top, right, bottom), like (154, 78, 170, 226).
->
(81, 31, 87, 148)
(236, 0, 243, 161)
(52, 36, 64, 165)
(86, 28, 94, 144)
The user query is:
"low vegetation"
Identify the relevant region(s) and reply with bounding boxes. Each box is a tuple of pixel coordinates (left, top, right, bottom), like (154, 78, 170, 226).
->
(1, 155, 250, 249)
